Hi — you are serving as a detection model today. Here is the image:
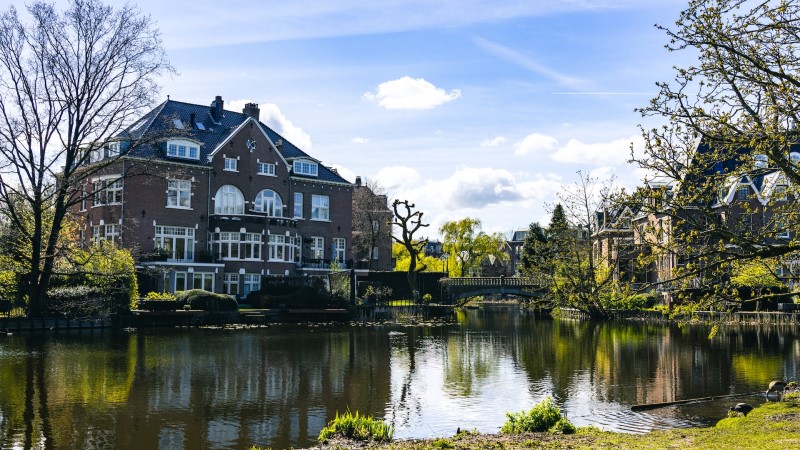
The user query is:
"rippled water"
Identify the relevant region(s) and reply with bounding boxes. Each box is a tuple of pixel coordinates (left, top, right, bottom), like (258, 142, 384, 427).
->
(1, 306, 799, 449)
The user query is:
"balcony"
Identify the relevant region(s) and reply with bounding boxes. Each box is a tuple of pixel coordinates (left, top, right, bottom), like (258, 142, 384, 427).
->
(298, 259, 349, 270)
(140, 250, 216, 264)
(210, 214, 297, 228)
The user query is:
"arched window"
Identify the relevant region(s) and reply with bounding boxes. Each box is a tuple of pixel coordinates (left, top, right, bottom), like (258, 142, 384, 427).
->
(791, 152, 800, 165)
(254, 189, 284, 217)
(214, 185, 244, 214)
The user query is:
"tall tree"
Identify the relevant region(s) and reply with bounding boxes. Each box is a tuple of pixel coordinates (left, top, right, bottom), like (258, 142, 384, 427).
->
(352, 178, 391, 270)
(518, 222, 549, 277)
(632, 0, 800, 307)
(391, 199, 429, 294)
(439, 217, 506, 277)
(0, 0, 172, 316)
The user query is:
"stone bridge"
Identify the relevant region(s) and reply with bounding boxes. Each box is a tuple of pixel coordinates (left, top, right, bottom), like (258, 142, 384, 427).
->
(439, 276, 548, 304)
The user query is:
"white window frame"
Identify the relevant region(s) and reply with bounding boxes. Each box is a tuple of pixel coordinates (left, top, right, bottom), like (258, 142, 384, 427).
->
(311, 194, 329, 221)
(243, 274, 261, 296)
(293, 159, 318, 176)
(92, 178, 123, 206)
(253, 189, 283, 217)
(104, 224, 120, 244)
(311, 236, 324, 260)
(224, 273, 239, 296)
(167, 179, 192, 209)
(333, 237, 346, 264)
(243, 233, 262, 260)
(224, 156, 238, 172)
(737, 185, 749, 201)
(92, 225, 102, 245)
(193, 273, 214, 291)
(372, 246, 379, 260)
(218, 231, 240, 259)
(154, 226, 195, 262)
(257, 161, 276, 176)
(214, 185, 245, 215)
(166, 139, 200, 160)
(293, 192, 303, 218)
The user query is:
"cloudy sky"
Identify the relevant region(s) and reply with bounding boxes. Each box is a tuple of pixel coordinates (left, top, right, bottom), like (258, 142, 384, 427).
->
(63, 0, 692, 237)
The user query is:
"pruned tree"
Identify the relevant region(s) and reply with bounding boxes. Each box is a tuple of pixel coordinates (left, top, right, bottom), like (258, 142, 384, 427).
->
(352, 178, 391, 270)
(0, 0, 172, 316)
(391, 199, 429, 294)
(632, 0, 800, 308)
(439, 217, 506, 277)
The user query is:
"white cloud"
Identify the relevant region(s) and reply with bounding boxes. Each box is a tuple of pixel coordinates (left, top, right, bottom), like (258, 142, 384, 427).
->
(514, 133, 559, 156)
(227, 99, 313, 150)
(481, 136, 507, 147)
(374, 166, 422, 192)
(551, 135, 642, 166)
(363, 76, 461, 110)
(351, 137, 369, 144)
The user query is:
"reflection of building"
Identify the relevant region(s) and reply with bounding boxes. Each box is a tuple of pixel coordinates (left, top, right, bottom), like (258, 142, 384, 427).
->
(72, 96, 353, 296)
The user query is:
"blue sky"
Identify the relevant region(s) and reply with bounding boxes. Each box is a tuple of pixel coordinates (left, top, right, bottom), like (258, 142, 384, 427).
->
(56, 0, 691, 237)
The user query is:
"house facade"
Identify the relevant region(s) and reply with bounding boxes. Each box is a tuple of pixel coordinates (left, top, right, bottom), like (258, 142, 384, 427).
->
(74, 96, 354, 297)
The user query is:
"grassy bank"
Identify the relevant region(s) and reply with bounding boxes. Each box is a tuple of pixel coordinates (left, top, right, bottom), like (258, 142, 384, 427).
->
(301, 400, 800, 450)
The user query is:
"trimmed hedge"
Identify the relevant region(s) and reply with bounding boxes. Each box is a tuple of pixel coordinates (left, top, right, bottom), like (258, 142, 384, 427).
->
(46, 284, 131, 318)
(175, 289, 238, 311)
(246, 286, 339, 309)
(136, 299, 180, 311)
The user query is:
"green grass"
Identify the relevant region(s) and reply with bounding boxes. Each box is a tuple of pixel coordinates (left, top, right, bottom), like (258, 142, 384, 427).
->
(306, 400, 800, 449)
(318, 410, 394, 443)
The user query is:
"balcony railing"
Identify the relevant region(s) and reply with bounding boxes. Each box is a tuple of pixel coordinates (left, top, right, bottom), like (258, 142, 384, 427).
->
(210, 214, 297, 228)
(298, 258, 349, 270)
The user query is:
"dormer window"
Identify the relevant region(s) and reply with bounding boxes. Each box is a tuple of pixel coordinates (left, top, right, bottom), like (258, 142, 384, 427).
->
(293, 159, 318, 177)
(754, 154, 768, 169)
(166, 139, 200, 160)
(791, 152, 800, 165)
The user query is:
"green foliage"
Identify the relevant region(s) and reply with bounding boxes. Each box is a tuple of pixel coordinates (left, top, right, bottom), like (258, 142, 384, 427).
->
(501, 397, 574, 434)
(429, 438, 454, 449)
(67, 242, 139, 308)
(46, 284, 131, 318)
(519, 222, 549, 277)
(246, 285, 334, 308)
(144, 291, 176, 301)
(174, 289, 238, 311)
(392, 242, 443, 273)
(440, 217, 507, 277)
(318, 410, 393, 443)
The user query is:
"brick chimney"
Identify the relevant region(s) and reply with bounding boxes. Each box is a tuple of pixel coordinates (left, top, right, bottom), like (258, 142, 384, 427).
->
(355, 176, 362, 186)
(243, 102, 260, 120)
(210, 95, 224, 122)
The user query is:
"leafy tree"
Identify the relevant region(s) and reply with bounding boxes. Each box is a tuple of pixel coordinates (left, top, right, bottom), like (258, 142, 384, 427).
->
(519, 222, 549, 277)
(632, 0, 800, 308)
(0, 0, 172, 316)
(392, 242, 444, 273)
(538, 175, 626, 318)
(391, 199, 429, 293)
(439, 218, 506, 277)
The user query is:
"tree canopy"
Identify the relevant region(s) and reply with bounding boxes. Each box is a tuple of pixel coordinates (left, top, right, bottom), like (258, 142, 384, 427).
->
(0, 0, 172, 315)
(632, 0, 800, 307)
(439, 218, 506, 277)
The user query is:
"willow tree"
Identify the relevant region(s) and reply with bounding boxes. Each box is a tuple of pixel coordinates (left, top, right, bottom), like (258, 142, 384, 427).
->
(0, 0, 172, 316)
(439, 217, 506, 277)
(632, 0, 800, 308)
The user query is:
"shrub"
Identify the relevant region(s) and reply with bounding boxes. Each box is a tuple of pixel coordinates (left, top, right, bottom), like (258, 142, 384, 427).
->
(174, 289, 238, 311)
(501, 397, 574, 434)
(46, 284, 131, 318)
(246, 286, 334, 309)
(318, 410, 393, 443)
(144, 291, 176, 301)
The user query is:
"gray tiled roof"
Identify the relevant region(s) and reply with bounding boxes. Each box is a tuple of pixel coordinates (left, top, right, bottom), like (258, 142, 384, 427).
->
(119, 99, 351, 185)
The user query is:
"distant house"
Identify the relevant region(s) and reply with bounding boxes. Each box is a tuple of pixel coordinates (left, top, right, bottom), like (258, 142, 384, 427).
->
(504, 229, 528, 276)
(71, 96, 353, 297)
(425, 240, 444, 258)
(351, 176, 393, 271)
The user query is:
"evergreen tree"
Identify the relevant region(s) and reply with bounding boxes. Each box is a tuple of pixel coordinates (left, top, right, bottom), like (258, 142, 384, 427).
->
(519, 222, 548, 277)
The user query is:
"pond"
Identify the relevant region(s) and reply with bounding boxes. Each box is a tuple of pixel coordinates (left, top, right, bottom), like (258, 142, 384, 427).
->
(1, 306, 798, 449)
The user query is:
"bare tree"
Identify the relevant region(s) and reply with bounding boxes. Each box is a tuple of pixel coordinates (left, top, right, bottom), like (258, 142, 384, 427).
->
(0, 0, 172, 316)
(391, 199, 429, 294)
(352, 178, 391, 270)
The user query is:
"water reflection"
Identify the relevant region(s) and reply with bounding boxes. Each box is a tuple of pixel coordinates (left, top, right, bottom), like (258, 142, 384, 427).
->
(1, 308, 799, 449)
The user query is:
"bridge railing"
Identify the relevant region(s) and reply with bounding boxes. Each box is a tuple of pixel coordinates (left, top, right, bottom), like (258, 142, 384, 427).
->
(440, 276, 550, 287)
